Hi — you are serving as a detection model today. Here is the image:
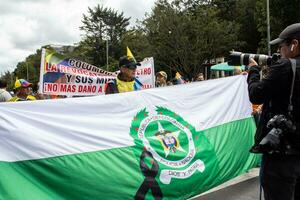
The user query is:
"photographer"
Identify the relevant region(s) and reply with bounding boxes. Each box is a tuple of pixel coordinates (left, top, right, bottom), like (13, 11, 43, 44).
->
(247, 23, 300, 200)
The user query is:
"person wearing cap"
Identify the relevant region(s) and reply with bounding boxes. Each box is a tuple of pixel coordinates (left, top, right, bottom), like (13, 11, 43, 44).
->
(0, 79, 12, 102)
(9, 79, 36, 102)
(155, 71, 168, 87)
(105, 56, 143, 94)
(247, 23, 300, 200)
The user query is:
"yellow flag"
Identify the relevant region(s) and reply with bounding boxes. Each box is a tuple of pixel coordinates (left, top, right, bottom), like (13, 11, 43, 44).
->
(127, 46, 136, 62)
(175, 72, 181, 79)
(175, 72, 186, 84)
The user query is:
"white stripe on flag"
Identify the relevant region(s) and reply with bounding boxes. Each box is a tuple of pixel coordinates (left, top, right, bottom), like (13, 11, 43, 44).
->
(0, 75, 252, 162)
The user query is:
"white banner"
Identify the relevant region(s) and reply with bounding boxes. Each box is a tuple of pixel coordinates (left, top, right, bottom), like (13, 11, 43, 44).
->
(136, 57, 155, 89)
(39, 49, 155, 96)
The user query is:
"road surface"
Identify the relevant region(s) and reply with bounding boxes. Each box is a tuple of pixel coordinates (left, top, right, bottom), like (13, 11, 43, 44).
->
(192, 168, 263, 200)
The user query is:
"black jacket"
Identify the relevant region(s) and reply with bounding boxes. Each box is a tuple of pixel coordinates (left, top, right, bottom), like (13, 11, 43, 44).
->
(247, 57, 300, 153)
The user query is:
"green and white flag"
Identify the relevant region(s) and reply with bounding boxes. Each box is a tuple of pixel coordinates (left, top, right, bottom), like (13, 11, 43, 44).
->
(0, 75, 260, 200)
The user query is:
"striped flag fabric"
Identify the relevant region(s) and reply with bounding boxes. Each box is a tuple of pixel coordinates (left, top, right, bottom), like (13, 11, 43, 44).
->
(0, 75, 260, 199)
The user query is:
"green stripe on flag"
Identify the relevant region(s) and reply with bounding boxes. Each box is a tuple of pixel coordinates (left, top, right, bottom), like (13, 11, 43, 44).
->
(0, 118, 260, 200)
(203, 117, 261, 189)
(0, 147, 142, 200)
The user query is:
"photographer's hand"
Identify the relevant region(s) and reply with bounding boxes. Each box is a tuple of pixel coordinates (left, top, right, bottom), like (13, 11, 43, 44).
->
(248, 58, 258, 68)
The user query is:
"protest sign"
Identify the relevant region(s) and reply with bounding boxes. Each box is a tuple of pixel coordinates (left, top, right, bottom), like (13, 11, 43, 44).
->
(39, 48, 155, 95)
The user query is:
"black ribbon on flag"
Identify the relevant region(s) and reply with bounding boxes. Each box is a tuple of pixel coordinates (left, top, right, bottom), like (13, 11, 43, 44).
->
(135, 150, 163, 200)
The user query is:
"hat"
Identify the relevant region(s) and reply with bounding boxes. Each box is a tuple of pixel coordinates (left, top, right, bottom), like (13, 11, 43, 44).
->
(119, 56, 141, 69)
(156, 71, 167, 79)
(14, 79, 32, 89)
(270, 23, 300, 45)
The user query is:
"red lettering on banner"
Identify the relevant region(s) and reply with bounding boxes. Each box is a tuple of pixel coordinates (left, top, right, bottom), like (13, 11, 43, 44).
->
(135, 67, 151, 76)
(78, 85, 97, 93)
(44, 83, 58, 92)
(44, 83, 78, 93)
(59, 65, 67, 73)
(60, 84, 76, 93)
(143, 68, 151, 75)
(45, 63, 58, 72)
(136, 70, 140, 76)
(58, 65, 113, 78)
(142, 84, 152, 89)
(60, 84, 67, 92)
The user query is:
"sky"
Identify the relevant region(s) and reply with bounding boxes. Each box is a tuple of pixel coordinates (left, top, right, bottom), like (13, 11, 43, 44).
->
(0, 0, 155, 74)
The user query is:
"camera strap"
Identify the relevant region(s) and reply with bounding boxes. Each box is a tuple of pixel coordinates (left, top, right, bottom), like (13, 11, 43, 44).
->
(288, 58, 297, 116)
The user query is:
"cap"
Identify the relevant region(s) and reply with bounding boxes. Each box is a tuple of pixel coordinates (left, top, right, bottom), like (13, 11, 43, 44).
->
(270, 23, 300, 45)
(14, 79, 32, 89)
(119, 56, 141, 69)
(156, 71, 167, 79)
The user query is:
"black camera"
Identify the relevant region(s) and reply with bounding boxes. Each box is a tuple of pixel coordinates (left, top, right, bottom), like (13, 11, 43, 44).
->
(228, 52, 281, 66)
(257, 115, 296, 153)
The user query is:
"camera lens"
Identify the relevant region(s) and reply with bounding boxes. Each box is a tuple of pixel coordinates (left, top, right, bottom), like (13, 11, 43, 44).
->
(228, 52, 273, 66)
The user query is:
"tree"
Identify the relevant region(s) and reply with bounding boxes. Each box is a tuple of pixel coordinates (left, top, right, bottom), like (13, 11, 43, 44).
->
(121, 27, 152, 62)
(0, 71, 14, 91)
(141, 0, 239, 80)
(255, 0, 300, 54)
(11, 49, 42, 91)
(254, 0, 268, 53)
(212, 0, 261, 53)
(269, 0, 300, 39)
(78, 5, 131, 69)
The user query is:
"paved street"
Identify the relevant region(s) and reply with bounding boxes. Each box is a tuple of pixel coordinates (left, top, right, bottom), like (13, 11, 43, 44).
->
(192, 168, 263, 200)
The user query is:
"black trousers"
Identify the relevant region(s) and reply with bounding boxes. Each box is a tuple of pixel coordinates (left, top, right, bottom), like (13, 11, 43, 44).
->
(261, 154, 300, 200)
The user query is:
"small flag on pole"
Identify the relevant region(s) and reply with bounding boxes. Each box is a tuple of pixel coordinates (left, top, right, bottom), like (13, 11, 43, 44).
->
(127, 46, 136, 62)
(175, 72, 186, 84)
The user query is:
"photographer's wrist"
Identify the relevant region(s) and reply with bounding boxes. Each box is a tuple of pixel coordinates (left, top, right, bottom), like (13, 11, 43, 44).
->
(247, 58, 259, 69)
(248, 65, 261, 72)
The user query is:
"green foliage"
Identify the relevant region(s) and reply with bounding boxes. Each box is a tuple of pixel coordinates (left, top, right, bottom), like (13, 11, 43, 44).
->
(78, 5, 130, 68)
(10, 49, 42, 91)
(121, 28, 152, 61)
(255, 0, 268, 53)
(212, 0, 260, 53)
(0, 71, 14, 91)
(141, 0, 239, 80)
(255, 0, 300, 54)
(269, 0, 300, 37)
(2, 1, 300, 87)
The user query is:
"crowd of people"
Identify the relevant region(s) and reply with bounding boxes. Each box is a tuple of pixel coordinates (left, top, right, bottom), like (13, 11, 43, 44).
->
(1, 22, 300, 200)
(0, 55, 208, 102)
(0, 79, 37, 102)
(104, 23, 300, 200)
